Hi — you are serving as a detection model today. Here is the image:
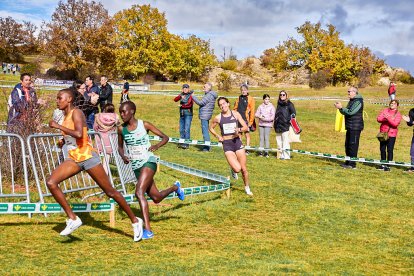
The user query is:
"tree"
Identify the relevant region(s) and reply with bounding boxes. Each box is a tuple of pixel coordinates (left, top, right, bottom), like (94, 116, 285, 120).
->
(112, 4, 216, 81)
(261, 21, 386, 86)
(0, 17, 29, 61)
(112, 4, 171, 79)
(42, 0, 115, 78)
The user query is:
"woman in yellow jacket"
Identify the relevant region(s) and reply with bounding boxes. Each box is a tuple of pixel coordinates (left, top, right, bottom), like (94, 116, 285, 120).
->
(234, 84, 255, 155)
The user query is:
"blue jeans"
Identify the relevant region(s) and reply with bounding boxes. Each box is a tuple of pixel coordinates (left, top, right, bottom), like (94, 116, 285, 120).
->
(86, 112, 95, 130)
(201, 119, 210, 151)
(179, 115, 193, 146)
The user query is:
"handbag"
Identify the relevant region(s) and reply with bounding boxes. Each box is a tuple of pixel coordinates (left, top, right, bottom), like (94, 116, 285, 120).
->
(376, 131, 389, 142)
(290, 115, 302, 134)
(288, 126, 301, 143)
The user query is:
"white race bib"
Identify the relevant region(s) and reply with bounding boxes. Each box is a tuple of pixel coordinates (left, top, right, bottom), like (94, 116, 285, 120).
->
(64, 136, 77, 151)
(222, 122, 237, 135)
(128, 145, 147, 160)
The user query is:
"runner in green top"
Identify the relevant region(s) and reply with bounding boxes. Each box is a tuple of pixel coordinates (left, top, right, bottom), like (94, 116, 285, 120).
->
(118, 101, 185, 240)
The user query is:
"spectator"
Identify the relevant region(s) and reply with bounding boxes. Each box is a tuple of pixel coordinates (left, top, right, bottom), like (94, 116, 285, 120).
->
(274, 90, 296, 160)
(255, 94, 275, 157)
(99, 75, 113, 112)
(233, 84, 255, 155)
(334, 86, 364, 169)
(120, 78, 130, 104)
(93, 103, 119, 174)
(7, 73, 38, 126)
(84, 75, 100, 129)
(376, 100, 402, 171)
(402, 107, 414, 172)
(12, 64, 16, 75)
(173, 84, 193, 149)
(388, 81, 396, 100)
(2, 63, 6, 74)
(192, 82, 218, 152)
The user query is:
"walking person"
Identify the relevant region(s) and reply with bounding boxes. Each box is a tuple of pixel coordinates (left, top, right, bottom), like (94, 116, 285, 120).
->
(334, 86, 364, 169)
(233, 84, 255, 155)
(255, 94, 275, 157)
(274, 90, 296, 160)
(117, 101, 185, 240)
(402, 107, 414, 172)
(120, 78, 130, 104)
(192, 82, 218, 152)
(47, 88, 144, 241)
(388, 81, 396, 100)
(173, 84, 193, 149)
(376, 100, 402, 171)
(209, 97, 253, 196)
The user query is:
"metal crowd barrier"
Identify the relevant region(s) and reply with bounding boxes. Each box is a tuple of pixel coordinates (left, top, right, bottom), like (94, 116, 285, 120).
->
(108, 132, 135, 194)
(0, 133, 31, 203)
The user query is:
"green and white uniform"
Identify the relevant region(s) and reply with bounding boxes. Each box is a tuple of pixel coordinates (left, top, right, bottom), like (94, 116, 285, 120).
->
(122, 120, 158, 170)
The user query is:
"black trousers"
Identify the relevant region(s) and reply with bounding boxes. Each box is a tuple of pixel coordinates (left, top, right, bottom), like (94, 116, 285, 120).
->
(380, 136, 396, 161)
(345, 130, 362, 167)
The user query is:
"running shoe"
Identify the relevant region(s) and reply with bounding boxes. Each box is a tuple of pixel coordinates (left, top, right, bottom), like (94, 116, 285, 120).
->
(132, 217, 143, 242)
(142, 229, 154, 240)
(60, 216, 82, 236)
(245, 186, 253, 196)
(230, 168, 238, 180)
(175, 181, 185, 201)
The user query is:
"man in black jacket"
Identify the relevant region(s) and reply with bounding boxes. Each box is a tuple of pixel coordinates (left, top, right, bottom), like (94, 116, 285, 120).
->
(334, 86, 364, 169)
(99, 75, 113, 112)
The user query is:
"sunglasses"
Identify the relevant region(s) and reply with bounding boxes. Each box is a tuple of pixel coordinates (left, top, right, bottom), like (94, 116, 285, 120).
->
(280, 94, 286, 96)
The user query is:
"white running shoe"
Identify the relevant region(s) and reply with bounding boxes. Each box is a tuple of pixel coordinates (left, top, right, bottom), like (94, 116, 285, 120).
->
(245, 186, 253, 196)
(60, 216, 82, 236)
(132, 217, 143, 242)
(230, 168, 238, 180)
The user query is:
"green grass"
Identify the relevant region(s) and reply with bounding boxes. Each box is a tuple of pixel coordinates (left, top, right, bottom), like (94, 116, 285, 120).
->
(0, 75, 413, 274)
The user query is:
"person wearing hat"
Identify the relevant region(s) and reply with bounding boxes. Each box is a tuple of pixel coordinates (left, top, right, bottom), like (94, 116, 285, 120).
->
(173, 84, 194, 149)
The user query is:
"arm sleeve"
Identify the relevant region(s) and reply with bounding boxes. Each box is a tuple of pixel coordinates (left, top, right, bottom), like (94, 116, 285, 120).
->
(192, 94, 209, 106)
(377, 109, 385, 123)
(248, 97, 255, 125)
(174, 95, 182, 102)
(388, 111, 402, 128)
(340, 101, 361, 116)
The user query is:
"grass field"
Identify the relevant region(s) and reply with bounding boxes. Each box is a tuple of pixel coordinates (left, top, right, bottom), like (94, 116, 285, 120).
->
(0, 76, 413, 274)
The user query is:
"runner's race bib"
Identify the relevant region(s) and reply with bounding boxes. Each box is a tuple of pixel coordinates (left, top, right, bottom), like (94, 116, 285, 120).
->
(128, 145, 148, 160)
(222, 122, 237, 135)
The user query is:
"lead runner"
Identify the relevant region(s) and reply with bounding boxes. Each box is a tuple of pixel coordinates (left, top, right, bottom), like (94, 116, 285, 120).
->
(117, 101, 185, 240)
(47, 88, 144, 241)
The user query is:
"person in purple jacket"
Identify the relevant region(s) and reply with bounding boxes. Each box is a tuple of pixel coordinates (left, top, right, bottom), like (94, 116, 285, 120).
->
(255, 94, 275, 157)
(376, 99, 402, 171)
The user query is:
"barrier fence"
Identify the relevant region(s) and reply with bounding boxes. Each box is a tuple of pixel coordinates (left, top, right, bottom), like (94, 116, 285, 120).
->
(0, 133, 30, 204)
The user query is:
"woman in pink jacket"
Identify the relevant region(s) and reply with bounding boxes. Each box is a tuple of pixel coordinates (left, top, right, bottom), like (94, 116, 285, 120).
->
(376, 99, 401, 171)
(93, 103, 120, 173)
(255, 94, 275, 157)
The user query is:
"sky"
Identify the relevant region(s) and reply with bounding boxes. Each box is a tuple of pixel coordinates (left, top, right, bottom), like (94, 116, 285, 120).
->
(1, 0, 413, 73)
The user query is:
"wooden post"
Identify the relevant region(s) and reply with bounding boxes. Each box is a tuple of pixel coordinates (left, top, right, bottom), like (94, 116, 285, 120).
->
(109, 206, 115, 228)
(225, 188, 231, 198)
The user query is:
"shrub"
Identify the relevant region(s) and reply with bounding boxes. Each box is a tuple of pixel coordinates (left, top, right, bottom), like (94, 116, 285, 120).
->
(21, 62, 41, 76)
(220, 59, 238, 71)
(216, 72, 232, 92)
(396, 71, 414, 84)
(309, 70, 330, 90)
